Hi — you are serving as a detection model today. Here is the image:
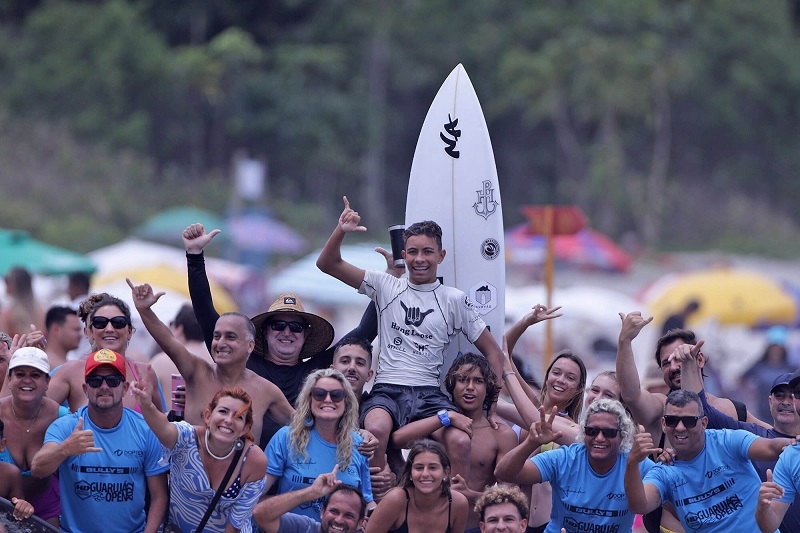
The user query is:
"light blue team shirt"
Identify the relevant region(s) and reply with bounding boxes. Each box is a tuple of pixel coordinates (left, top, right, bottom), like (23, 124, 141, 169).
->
(772, 443, 800, 507)
(532, 443, 654, 533)
(643, 428, 773, 532)
(266, 426, 373, 520)
(43, 406, 169, 533)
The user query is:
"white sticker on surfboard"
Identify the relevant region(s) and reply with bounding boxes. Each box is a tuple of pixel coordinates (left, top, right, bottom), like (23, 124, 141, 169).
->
(405, 64, 505, 381)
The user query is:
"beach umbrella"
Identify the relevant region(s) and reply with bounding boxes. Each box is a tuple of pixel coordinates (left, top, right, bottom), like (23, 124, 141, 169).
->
(226, 212, 306, 254)
(134, 206, 227, 246)
(641, 268, 797, 327)
(505, 224, 631, 273)
(92, 264, 237, 313)
(0, 229, 96, 277)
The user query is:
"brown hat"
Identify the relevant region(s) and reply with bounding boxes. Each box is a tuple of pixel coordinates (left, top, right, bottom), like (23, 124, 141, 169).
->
(251, 293, 334, 360)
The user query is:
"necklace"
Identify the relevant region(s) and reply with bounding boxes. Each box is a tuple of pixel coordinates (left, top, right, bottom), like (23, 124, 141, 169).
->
(11, 401, 43, 434)
(204, 429, 236, 460)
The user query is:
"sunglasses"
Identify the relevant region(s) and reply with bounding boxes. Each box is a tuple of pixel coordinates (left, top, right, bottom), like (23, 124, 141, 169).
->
(269, 320, 307, 333)
(584, 426, 619, 438)
(310, 387, 345, 403)
(663, 415, 702, 428)
(91, 316, 129, 330)
(86, 374, 125, 388)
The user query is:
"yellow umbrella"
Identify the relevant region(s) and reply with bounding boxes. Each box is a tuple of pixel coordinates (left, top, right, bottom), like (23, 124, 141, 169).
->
(93, 264, 238, 314)
(643, 268, 797, 327)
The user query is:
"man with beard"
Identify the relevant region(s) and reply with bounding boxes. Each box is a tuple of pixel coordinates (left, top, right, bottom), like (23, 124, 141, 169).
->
(31, 349, 169, 533)
(255, 466, 367, 533)
(617, 314, 766, 532)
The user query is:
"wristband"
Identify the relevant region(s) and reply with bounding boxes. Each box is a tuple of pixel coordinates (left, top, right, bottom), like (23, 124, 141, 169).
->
(437, 409, 451, 427)
(502, 371, 516, 380)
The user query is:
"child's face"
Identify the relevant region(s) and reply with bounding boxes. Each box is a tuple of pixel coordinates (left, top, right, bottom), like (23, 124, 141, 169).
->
(402, 234, 445, 284)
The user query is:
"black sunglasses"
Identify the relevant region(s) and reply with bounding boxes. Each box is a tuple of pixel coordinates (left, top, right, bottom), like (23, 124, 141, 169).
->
(91, 316, 129, 330)
(86, 374, 125, 388)
(269, 320, 307, 333)
(584, 426, 619, 438)
(310, 387, 345, 403)
(663, 415, 702, 428)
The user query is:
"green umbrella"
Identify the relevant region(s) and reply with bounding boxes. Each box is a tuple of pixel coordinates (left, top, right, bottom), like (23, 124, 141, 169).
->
(134, 206, 228, 246)
(0, 229, 96, 276)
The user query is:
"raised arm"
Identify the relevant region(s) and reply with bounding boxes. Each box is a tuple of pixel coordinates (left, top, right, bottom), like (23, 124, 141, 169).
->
(316, 196, 367, 289)
(183, 223, 223, 351)
(756, 469, 790, 533)
(616, 312, 664, 427)
(127, 279, 202, 381)
(748, 436, 794, 462)
(131, 361, 179, 449)
(254, 466, 343, 533)
(624, 426, 663, 515)
(494, 407, 561, 484)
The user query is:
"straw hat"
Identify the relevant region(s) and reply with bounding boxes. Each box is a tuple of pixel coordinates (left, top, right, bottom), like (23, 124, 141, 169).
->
(251, 293, 334, 360)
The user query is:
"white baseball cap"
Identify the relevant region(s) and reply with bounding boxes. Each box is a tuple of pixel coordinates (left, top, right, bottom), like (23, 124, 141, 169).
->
(8, 347, 50, 374)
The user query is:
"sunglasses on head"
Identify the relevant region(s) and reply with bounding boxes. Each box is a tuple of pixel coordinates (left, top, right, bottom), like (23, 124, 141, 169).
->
(91, 316, 129, 330)
(86, 374, 125, 388)
(269, 320, 307, 333)
(663, 415, 702, 428)
(584, 426, 619, 438)
(310, 387, 345, 403)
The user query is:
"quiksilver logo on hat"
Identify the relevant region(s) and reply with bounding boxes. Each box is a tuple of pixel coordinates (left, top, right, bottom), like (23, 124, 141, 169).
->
(284, 297, 297, 305)
(94, 349, 117, 362)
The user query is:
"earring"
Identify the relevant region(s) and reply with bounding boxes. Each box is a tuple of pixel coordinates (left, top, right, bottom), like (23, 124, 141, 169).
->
(304, 416, 314, 428)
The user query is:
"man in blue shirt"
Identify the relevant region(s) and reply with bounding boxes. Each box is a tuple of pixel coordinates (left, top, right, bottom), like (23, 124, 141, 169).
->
(625, 389, 790, 532)
(31, 349, 169, 533)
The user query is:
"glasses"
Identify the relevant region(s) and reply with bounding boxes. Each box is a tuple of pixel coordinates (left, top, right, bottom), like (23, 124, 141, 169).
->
(86, 374, 125, 388)
(584, 426, 619, 438)
(663, 415, 702, 428)
(91, 316, 129, 330)
(269, 321, 307, 333)
(310, 387, 345, 403)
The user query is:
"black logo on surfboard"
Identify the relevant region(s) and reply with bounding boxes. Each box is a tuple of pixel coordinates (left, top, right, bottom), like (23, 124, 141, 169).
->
(473, 180, 498, 219)
(481, 238, 500, 260)
(441, 114, 461, 158)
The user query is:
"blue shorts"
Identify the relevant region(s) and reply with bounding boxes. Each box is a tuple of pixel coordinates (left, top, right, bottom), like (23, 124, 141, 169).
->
(359, 383, 457, 429)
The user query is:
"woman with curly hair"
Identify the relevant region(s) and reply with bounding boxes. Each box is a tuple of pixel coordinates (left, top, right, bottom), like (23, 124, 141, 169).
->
(366, 439, 468, 533)
(47, 292, 163, 411)
(264, 368, 373, 520)
(495, 399, 654, 533)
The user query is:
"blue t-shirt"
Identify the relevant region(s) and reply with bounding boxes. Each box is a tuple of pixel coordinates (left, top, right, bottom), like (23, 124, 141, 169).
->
(773, 444, 800, 505)
(643, 428, 770, 532)
(266, 426, 373, 519)
(43, 406, 169, 533)
(532, 443, 653, 533)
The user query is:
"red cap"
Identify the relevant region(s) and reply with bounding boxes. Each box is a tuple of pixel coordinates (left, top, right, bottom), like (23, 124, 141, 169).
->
(85, 349, 126, 378)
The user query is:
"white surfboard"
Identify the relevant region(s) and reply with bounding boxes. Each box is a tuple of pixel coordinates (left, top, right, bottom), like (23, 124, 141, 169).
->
(405, 64, 505, 378)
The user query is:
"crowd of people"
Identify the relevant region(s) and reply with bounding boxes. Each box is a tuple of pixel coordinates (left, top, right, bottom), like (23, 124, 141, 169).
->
(1, 196, 799, 533)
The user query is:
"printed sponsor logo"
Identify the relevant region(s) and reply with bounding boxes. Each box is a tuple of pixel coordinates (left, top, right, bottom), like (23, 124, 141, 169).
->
(441, 114, 461, 158)
(562, 516, 620, 532)
(677, 480, 735, 507)
(469, 281, 497, 316)
(480, 238, 500, 260)
(473, 180, 499, 220)
(391, 322, 434, 340)
(114, 449, 145, 457)
(400, 302, 434, 327)
(705, 465, 731, 478)
(683, 494, 743, 529)
(74, 480, 135, 502)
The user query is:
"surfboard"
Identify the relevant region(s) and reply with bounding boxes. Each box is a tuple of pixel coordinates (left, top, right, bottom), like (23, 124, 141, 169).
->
(405, 63, 505, 378)
(0, 497, 61, 533)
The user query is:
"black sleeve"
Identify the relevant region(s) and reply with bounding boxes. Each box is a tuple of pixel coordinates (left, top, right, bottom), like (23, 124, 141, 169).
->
(186, 251, 221, 352)
(316, 302, 378, 367)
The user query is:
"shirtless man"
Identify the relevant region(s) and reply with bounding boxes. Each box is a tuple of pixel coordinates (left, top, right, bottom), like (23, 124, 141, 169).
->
(128, 279, 293, 441)
(389, 353, 518, 531)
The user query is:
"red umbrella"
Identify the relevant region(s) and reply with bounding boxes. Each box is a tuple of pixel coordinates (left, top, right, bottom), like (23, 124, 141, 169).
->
(505, 224, 631, 273)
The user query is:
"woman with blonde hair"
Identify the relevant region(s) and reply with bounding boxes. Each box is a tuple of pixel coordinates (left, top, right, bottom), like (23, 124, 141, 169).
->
(264, 368, 373, 519)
